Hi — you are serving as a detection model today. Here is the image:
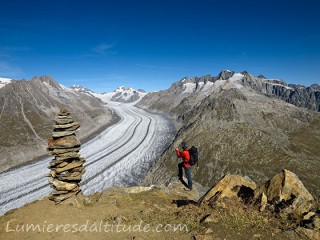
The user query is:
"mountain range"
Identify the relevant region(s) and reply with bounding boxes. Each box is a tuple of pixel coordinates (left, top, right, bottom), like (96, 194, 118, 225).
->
(0, 76, 115, 173)
(71, 85, 147, 103)
(0, 76, 149, 173)
(139, 70, 320, 199)
(1, 71, 319, 199)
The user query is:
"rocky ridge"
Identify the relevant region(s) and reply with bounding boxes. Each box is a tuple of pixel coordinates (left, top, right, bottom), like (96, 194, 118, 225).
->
(47, 109, 85, 203)
(138, 70, 320, 119)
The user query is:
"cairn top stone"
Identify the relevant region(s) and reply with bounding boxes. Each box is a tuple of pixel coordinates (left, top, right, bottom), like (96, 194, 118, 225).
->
(59, 108, 70, 116)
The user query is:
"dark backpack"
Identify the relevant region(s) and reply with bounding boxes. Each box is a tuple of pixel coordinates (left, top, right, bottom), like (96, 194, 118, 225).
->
(188, 146, 198, 166)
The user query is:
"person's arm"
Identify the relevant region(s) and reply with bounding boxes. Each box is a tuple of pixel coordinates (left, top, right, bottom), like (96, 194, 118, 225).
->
(176, 148, 182, 158)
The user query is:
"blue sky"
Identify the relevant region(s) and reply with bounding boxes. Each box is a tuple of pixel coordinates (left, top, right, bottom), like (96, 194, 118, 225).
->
(0, 0, 319, 92)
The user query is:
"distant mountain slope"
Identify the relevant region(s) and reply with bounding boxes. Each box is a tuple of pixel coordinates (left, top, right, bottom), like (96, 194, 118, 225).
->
(142, 70, 320, 198)
(0, 76, 114, 173)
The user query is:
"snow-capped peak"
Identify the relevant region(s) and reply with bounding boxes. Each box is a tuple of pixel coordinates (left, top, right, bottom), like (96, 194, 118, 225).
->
(0, 77, 12, 89)
(93, 86, 148, 103)
(114, 86, 134, 93)
(71, 85, 94, 93)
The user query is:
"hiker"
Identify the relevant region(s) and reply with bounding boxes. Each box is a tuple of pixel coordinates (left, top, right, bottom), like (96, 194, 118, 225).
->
(176, 142, 192, 191)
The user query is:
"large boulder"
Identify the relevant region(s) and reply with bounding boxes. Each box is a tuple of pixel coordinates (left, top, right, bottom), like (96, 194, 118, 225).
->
(200, 174, 256, 205)
(253, 169, 315, 218)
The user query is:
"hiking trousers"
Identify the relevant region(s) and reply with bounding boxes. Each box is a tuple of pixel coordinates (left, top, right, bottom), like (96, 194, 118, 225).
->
(178, 162, 192, 190)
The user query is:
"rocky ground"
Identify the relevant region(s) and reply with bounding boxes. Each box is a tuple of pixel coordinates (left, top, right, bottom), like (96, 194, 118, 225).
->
(1, 170, 319, 240)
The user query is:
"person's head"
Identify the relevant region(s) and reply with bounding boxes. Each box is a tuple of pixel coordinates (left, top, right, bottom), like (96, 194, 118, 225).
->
(180, 141, 188, 150)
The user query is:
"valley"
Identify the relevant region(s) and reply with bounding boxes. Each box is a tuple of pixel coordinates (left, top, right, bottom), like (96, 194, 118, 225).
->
(0, 101, 174, 215)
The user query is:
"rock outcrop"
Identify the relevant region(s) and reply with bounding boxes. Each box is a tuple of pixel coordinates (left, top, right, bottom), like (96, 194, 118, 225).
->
(253, 169, 315, 219)
(47, 109, 85, 203)
(198, 170, 319, 239)
(200, 174, 256, 205)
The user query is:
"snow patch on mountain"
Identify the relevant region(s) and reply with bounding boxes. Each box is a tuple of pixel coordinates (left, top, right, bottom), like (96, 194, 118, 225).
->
(264, 80, 294, 90)
(0, 77, 12, 89)
(182, 72, 245, 94)
(93, 86, 147, 103)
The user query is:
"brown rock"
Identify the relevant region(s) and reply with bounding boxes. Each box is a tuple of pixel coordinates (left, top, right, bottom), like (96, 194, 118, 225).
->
(70, 166, 85, 173)
(55, 153, 80, 161)
(58, 176, 82, 182)
(167, 179, 200, 201)
(58, 172, 82, 181)
(52, 179, 77, 191)
(56, 152, 80, 158)
(54, 117, 74, 125)
(314, 216, 320, 230)
(54, 160, 85, 173)
(253, 169, 315, 218)
(201, 214, 219, 224)
(48, 135, 81, 149)
(58, 108, 70, 116)
(48, 147, 81, 155)
(52, 131, 75, 138)
(193, 234, 214, 240)
(255, 192, 268, 212)
(53, 122, 80, 131)
(56, 162, 68, 168)
(49, 191, 79, 203)
(56, 115, 73, 119)
(295, 227, 319, 240)
(50, 170, 56, 178)
(200, 174, 256, 204)
(49, 159, 66, 167)
(52, 189, 70, 195)
(303, 212, 316, 221)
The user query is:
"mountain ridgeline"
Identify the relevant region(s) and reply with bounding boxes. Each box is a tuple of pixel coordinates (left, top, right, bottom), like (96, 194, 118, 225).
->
(139, 70, 320, 199)
(71, 85, 147, 103)
(0, 76, 115, 173)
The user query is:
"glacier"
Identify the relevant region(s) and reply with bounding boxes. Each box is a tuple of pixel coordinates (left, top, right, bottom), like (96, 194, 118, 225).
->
(0, 101, 174, 215)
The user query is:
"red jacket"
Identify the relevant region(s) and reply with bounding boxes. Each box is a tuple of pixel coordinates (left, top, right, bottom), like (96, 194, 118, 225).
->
(176, 148, 191, 168)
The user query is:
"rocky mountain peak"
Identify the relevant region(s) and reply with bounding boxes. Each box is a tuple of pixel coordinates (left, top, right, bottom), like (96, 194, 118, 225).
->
(310, 84, 320, 91)
(257, 74, 267, 79)
(31, 75, 62, 90)
(217, 70, 235, 80)
(71, 85, 94, 94)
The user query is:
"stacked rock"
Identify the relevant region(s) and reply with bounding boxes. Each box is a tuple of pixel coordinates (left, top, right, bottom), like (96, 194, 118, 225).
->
(47, 108, 86, 203)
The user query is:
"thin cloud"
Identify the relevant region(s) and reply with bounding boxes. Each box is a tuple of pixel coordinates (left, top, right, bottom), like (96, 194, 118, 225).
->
(0, 61, 23, 77)
(91, 43, 113, 54)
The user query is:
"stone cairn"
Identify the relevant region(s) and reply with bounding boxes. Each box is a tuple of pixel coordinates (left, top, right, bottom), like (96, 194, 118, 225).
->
(47, 108, 86, 203)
